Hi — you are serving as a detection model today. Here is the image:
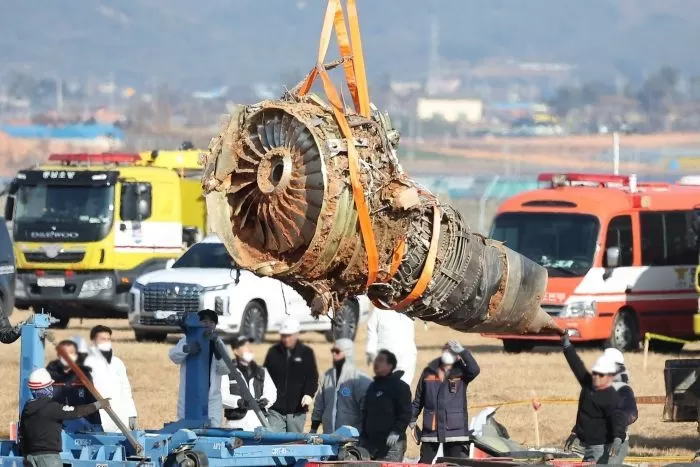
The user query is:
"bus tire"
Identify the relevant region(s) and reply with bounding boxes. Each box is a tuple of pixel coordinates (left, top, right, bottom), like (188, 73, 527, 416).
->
(607, 309, 639, 351)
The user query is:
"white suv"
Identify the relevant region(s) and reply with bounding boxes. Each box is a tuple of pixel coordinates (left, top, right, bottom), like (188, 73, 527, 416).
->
(128, 236, 369, 343)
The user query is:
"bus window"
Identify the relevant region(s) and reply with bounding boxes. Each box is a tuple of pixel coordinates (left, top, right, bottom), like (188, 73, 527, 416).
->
(640, 211, 699, 266)
(604, 215, 633, 267)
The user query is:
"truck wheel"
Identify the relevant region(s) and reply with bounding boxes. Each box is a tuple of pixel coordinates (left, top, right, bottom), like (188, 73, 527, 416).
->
(134, 330, 168, 343)
(607, 309, 639, 351)
(502, 339, 535, 353)
(328, 299, 360, 342)
(241, 301, 267, 343)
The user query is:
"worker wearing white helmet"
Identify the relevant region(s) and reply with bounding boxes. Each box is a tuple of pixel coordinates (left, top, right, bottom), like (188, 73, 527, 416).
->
(263, 317, 319, 433)
(561, 335, 626, 463)
(20, 368, 108, 467)
(565, 347, 638, 464)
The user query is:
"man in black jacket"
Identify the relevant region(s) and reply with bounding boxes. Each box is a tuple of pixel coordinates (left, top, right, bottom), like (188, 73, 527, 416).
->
(360, 349, 412, 461)
(562, 335, 626, 463)
(20, 368, 108, 467)
(46, 340, 101, 426)
(410, 340, 480, 463)
(263, 318, 319, 433)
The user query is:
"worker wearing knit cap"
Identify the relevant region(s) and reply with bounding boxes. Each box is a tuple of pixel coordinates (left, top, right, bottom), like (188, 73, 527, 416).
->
(311, 338, 371, 434)
(20, 368, 107, 467)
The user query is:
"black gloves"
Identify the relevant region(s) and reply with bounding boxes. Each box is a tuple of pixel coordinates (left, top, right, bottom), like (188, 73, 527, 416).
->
(256, 398, 269, 409)
(561, 333, 571, 349)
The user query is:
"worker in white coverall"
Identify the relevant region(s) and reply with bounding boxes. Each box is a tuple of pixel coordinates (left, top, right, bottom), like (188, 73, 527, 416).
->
(84, 325, 138, 433)
(170, 309, 230, 428)
(221, 335, 277, 431)
(365, 307, 417, 386)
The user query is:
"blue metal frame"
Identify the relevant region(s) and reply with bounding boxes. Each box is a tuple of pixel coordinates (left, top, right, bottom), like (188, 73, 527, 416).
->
(0, 312, 360, 466)
(18, 313, 51, 416)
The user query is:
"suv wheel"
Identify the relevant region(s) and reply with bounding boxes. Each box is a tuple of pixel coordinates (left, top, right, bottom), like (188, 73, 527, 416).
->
(134, 330, 168, 343)
(241, 301, 267, 343)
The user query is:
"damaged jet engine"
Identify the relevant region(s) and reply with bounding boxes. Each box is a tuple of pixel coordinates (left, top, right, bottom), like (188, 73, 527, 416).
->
(200, 0, 560, 335)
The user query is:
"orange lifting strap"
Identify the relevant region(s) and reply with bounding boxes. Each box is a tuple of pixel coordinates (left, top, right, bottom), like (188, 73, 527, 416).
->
(298, 0, 440, 307)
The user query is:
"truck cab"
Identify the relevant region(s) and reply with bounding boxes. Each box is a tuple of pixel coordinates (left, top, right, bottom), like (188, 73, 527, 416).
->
(4, 151, 206, 328)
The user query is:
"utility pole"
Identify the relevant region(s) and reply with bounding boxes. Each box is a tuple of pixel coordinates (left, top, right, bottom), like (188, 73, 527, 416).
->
(108, 72, 115, 111)
(55, 75, 64, 115)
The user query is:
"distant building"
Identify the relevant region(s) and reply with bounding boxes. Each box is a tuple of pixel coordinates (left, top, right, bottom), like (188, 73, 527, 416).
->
(416, 96, 483, 123)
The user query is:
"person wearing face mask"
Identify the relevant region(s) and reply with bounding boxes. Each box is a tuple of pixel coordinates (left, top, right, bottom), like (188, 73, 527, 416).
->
(310, 338, 371, 435)
(170, 309, 230, 428)
(45, 340, 101, 426)
(20, 368, 108, 467)
(84, 325, 138, 433)
(410, 340, 480, 463)
(221, 335, 277, 431)
(561, 335, 626, 463)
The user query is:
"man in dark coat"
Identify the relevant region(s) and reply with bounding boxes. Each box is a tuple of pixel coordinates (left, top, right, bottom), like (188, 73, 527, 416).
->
(561, 334, 626, 463)
(20, 368, 107, 467)
(263, 318, 319, 432)
(45, 339, 101, 426)
(410, 340, 480, 463)
(360, 349, 412, 461)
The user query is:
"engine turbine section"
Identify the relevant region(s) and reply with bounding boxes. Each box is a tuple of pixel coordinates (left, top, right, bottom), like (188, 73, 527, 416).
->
(201, 95, 559, 335)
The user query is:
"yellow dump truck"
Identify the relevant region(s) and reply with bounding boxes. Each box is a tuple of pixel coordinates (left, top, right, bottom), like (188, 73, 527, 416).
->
(4, 149, 206, 328)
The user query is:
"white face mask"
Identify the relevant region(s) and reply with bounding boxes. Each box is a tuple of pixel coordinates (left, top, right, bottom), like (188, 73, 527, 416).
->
(242, 351, 255, 363)
(97, 342, 112, 352)
(441, 350, 456, 365)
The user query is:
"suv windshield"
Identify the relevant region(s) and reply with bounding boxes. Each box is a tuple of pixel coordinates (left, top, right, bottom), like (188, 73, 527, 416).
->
(173, 242, 236, 269)
(15, 184, 114, 224)
(490, 212, 600, 277)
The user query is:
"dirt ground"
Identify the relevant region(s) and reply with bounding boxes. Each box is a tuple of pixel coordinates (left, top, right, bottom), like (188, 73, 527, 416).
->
(0, 310, 697, 460)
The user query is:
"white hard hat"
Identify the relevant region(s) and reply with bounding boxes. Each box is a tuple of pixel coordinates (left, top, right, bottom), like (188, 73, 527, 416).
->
(280, 317, 300, 335)
(591, 355, 617, 375)
(604, 347, 624, 365)
(28, 368, 54, 390)
(70, 335, 89, 354)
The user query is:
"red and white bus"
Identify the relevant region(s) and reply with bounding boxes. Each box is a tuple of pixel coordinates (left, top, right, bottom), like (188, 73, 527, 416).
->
(484, 173, 700, 353)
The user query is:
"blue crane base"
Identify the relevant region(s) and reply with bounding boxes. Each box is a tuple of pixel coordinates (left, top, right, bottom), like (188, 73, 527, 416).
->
(0, 426, 359, 467)
(0, 313, 361, 467)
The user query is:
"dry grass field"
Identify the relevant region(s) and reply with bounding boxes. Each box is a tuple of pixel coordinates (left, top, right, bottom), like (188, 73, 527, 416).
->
(0, 310, 697, 461)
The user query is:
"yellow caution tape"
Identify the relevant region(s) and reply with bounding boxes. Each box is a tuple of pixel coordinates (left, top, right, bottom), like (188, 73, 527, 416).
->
(469, 395, 665, 411)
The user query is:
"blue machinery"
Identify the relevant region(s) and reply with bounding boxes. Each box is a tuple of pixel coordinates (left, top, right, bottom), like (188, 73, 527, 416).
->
(0, 313, 362, 467)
